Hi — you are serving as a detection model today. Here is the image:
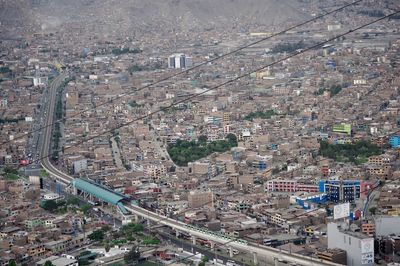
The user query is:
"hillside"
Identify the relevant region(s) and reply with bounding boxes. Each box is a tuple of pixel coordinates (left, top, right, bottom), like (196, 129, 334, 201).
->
(0, 0, 309, 34)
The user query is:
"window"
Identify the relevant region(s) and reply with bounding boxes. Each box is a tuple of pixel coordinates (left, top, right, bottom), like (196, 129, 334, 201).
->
(349, 237, 351, 245)
(344, 235, 346, 244)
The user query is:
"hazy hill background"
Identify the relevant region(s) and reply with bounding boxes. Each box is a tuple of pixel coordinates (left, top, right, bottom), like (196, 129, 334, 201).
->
(1, 0, 309, 34)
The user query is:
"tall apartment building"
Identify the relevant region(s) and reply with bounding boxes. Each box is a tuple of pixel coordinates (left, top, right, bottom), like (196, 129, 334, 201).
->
(168, 53, 193, 69)
(328, 222, 374, 266)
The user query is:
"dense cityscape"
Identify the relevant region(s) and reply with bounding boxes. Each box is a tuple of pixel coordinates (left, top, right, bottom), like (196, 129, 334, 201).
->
(0, 0, 400, 265)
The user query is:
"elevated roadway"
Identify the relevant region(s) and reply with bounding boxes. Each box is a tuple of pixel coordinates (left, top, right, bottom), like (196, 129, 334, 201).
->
(39, 75, 339, 266)
(39, 73, 74, 185)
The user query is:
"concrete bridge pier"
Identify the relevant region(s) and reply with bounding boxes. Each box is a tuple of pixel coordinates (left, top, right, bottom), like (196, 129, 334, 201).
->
(229, 247, 233, 258)
(134, 214, 139, 223)
(192, 236, 197, 245)
(253, 251, 258, 265)
(175, 230, 180, 237)
(209, 241, 215, 251)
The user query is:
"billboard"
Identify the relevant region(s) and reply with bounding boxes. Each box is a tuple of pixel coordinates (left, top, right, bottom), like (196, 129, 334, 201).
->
(361, 238, 374, 265)
(333, 202, 350, 220)
(361, 239, 374, 253)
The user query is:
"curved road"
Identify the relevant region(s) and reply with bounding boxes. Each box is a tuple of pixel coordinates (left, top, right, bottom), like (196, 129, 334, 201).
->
(39, 73, 74, 185)
(39, 74, 338, 266)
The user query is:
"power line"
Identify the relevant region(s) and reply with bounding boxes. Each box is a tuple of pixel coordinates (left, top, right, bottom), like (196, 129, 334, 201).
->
(163, 182, 384, 265)
(116, 10, 400, 264)
(1, 0, 364, 146)
(22, 9, 400, 264)
(45, 9, 399, 163)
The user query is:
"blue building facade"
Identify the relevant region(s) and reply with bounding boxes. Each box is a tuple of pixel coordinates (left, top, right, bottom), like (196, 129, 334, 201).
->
(389, 135, 400, 148)
(319, 180, 361, 203)
(295, 193, 327, 209)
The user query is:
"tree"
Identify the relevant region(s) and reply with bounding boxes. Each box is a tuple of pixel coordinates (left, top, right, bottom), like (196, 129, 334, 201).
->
(142, 237, 160, 245)
(39, 169, 50, 178)
(0, 66, 11, 74)
(80, 204, 92, 214)
(4, 166, 18, 175)
(198, 135, 208, 144)
(128, 64, 144, 73)
(101, 225, 111, 232)
(369, 207, 377, 215)
(44, 261, 54, 266)
(105, 243, 111, 253)
(88, 229, 105, 241)
(8, 260, 17, 266)
(67, 197, 80, 206)
(124, 246, 140, 264)
(202, 256, 209, 262)
(41, 200, 58, 212)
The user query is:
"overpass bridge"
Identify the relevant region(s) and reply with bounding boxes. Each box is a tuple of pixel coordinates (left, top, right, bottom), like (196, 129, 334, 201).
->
(45, 173, 339, 265)
(39, 75, 340, 265)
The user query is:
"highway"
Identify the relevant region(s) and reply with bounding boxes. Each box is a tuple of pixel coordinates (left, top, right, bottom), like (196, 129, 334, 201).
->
(39, 73, 74, 185)
(124, 205, 339, 266)
(38, 74, 339, 266)
(25, 86, 50, 174)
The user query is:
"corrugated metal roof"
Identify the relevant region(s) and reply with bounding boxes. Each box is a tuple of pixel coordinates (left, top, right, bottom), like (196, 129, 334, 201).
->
(73, 178, 125, 205)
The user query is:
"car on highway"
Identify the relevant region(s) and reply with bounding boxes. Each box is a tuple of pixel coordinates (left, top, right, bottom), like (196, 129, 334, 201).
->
(226, 260, 240, 266)
(226, 248, 239, 255)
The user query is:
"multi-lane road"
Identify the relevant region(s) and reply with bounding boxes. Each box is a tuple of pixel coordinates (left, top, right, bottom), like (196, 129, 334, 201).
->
(39, 73, 74, 185)
(25, 86, 50, 174)
(39, 74, 339, 266)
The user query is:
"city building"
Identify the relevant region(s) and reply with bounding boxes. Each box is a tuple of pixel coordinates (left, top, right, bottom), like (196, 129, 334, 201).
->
(328, 222, 374, 266)
(295, 193, 327, 209)
(168, 53, 193, 69)
(37, 255, 78, 266)
(266, 179, 319, 193)
(374, 216, 400, 236)
(188, 190, 213, 209)
(319, 180, 372, 203)
(72, 159, 88, 174)
(389, 135, 400, 148)
(332, 123, 352, 135)
(316, 248, 347, 265)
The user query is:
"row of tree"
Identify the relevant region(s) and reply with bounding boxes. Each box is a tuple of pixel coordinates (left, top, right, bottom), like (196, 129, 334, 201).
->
(0, 117, 24, 124)
(271, 41, 306, 54)
(168, 134, 238, 166)
(0, 66, 11, 74)
(128, 61, 163, 73)
(319, 140, 382, 165)
(112, 47, 142, 55)
(244, 110, 276, 121)
(358, 10, 385, 17)
(314, 85, 342, 96)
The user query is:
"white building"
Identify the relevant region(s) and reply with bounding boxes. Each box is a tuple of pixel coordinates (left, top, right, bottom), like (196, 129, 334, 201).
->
(168, 53, 193, 69)
(37, 255, 78, 266)
(328, 222, 374, 266)
(73, 159, 88, 174)
(33, 77, 48, 87)
(374, 216, 400, 236)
